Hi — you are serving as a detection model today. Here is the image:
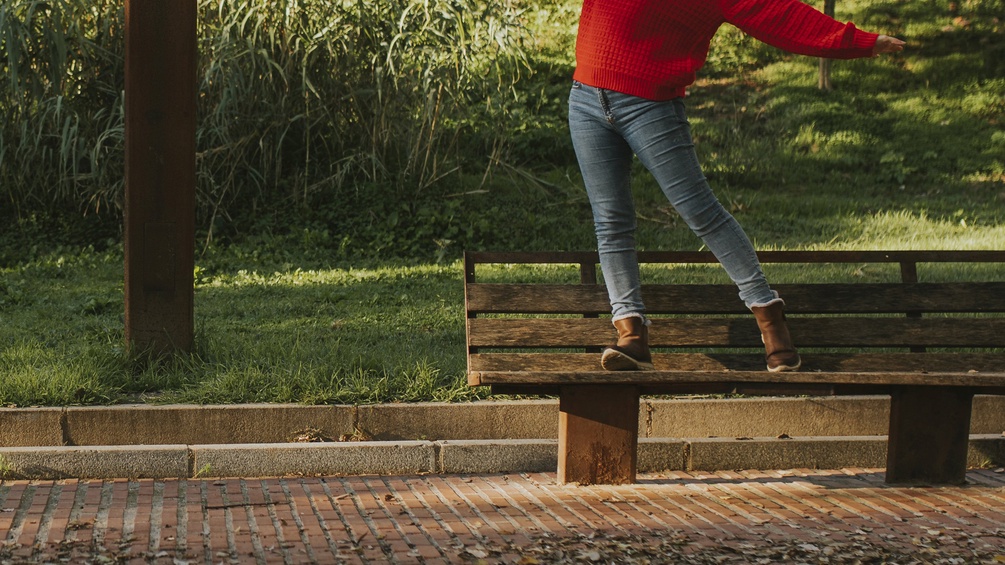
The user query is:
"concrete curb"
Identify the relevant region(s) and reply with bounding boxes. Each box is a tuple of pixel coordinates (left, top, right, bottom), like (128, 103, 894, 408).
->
(192, 441, 438, 477)
(4, 396, 1005, 447)
(0, 445, 190, 479)
(2, 436, 1003, 480)
(3, 397, 1003, 479)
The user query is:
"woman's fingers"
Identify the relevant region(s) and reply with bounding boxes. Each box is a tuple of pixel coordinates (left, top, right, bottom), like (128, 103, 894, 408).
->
(873, 35, 906, 55)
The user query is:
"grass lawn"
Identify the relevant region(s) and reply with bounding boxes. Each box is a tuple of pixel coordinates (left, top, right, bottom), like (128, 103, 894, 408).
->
(1, 0, 1002, 406)
(2, 222, 1003, 407)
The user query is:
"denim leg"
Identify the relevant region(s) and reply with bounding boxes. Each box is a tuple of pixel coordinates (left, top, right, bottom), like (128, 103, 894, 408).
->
(568, 83, 646, 320)
(616, 95, 776, 308)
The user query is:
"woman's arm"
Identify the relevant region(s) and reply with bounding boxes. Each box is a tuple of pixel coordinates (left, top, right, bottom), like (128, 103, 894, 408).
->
(721, 0, 893, 60)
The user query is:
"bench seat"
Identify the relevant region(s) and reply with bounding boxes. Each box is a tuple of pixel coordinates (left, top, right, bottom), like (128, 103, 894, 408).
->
(470, 369, 1005, 390)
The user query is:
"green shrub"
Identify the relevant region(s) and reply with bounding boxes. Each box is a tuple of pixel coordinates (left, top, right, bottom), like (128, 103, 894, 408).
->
(0, 0, 530, 229)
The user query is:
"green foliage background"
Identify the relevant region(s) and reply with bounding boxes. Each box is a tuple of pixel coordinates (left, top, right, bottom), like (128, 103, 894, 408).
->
(2, 0, 1003, 263)
(1, 0, 536, 257)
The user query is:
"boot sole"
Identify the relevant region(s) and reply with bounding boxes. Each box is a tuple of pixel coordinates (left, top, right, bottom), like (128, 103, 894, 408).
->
(601, 349, 655, 371)
(767, 359, 802, 372)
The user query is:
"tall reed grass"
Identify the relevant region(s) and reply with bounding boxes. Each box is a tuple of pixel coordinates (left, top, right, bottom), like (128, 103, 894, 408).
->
(1, 0, 529, 227)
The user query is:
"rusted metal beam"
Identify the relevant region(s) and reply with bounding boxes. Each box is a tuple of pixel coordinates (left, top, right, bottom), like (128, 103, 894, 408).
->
(886, 386, 974, 485)
(558, 385, 640, 485)
(124, 0, 197, 355)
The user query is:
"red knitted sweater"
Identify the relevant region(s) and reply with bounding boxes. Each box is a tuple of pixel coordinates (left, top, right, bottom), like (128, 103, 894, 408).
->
(573, 0, 879, 100)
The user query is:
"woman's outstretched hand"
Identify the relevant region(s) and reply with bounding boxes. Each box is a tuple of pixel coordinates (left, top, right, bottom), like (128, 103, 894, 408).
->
(873, 35, 906, 55)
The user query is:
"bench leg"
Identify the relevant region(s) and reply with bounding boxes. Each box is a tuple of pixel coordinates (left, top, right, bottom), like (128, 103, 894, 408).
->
(558, 385, 639, 485)
(886, 386, 974, 485)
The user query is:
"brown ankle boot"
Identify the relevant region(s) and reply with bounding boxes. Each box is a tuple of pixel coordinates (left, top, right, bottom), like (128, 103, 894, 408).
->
(750, 300, 801, 372)
(601, 317, 654, 371)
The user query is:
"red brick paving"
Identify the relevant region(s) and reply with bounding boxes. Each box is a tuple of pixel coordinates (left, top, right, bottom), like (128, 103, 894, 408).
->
(1, 469, 1004, 563)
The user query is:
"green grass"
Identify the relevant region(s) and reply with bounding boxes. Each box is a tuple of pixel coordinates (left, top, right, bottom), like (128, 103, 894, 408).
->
(3, 230, 1004, 407)
(1, 0, 1003, 406)
(1, 248, 481, 406)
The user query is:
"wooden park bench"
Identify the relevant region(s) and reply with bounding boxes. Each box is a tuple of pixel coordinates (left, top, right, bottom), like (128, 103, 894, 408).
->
(464, 250, 1005, 485)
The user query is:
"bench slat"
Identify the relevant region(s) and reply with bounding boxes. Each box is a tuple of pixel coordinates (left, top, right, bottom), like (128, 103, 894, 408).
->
(487, 382, 845, 396)
(468, 352, 1005, 373)
(467, 250, 1005, 266)
(467, 283, 611, 313)
(780, 282, 1005, 312)
(487, 382, 1005, 396)
(468, 369, 1005, 388)
(467, 317, 1005, 348)
(466, 282, 1005, 314)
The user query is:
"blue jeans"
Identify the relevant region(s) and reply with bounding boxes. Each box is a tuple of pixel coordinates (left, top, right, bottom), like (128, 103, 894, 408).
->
(568, 81, 776, 320)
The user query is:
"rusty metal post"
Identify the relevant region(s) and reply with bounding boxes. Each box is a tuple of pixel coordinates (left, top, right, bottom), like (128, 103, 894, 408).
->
(886, 386, 974, 485)
(124, 0, 197, 355)
(558, 385, 640, 485)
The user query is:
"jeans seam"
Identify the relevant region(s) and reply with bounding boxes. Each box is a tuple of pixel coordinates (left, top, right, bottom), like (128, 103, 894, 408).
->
(597, 89, 615, 124)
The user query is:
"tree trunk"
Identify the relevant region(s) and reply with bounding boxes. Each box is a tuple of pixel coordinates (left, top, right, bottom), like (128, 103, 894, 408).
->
(819, 0, 837, 90)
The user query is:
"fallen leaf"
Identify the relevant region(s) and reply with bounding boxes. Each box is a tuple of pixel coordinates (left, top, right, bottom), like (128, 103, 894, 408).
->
(464, 547, 489, 559)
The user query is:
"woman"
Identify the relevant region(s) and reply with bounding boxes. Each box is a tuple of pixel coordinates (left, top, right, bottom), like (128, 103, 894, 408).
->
(568, 0, 905, 372)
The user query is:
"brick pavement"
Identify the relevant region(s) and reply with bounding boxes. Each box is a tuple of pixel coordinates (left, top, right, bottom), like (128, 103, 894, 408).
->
(2, 469, 1004, 564)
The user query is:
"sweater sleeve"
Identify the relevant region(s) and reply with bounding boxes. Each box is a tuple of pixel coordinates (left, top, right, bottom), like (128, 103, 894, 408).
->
(720, 0, 878, 59)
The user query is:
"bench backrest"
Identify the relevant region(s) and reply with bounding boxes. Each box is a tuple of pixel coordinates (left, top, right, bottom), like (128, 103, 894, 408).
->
(465, 251, 1005, 374)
